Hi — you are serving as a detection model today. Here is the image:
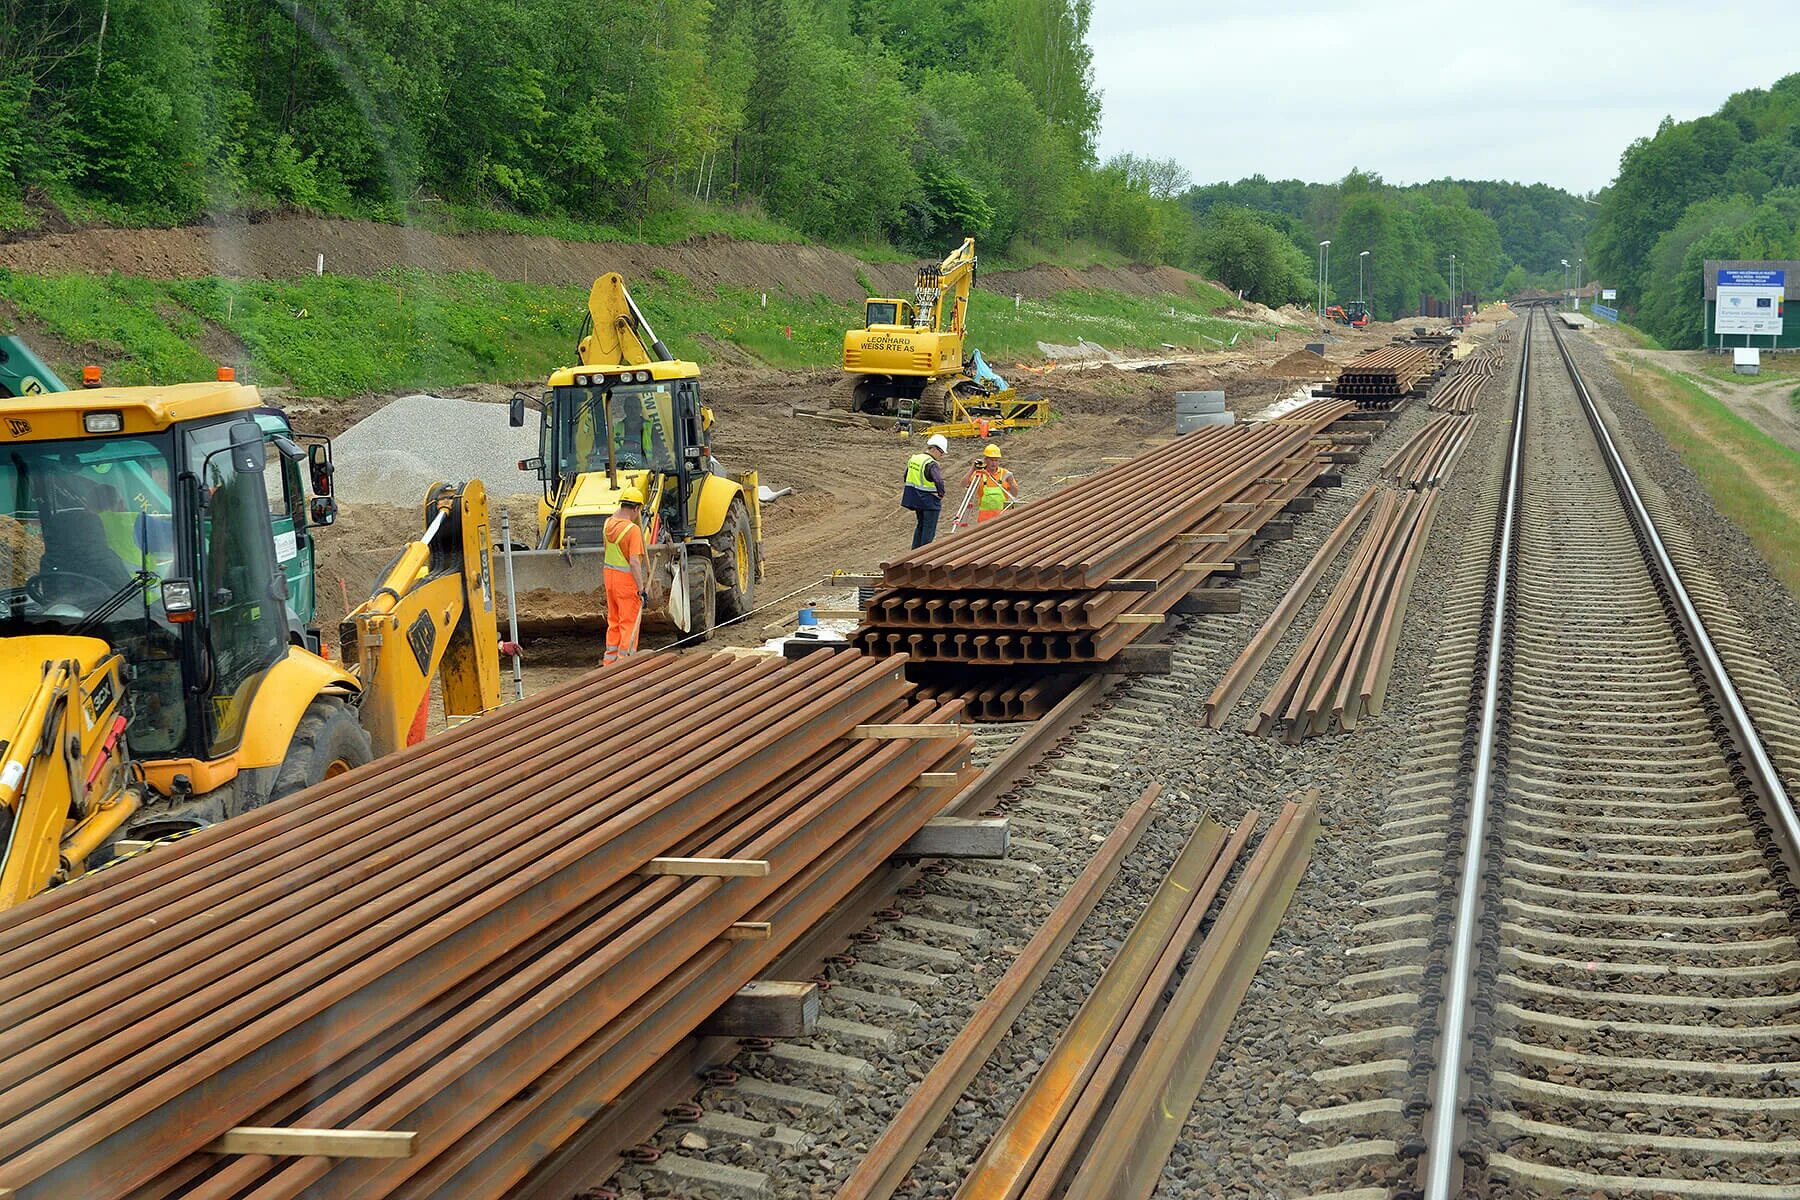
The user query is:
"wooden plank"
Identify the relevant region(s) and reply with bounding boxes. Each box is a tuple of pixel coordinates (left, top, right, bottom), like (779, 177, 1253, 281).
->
(1172, 587, 1242, 615)
(698, 981, 820, 1038)
(1115, 614, 1166, 625)
(640, 857, 771, 878)
(721, 922, 772, 941)
(917, 772, 965, 788)
(830, 574, 884, 587)
(1219, 502, 1259, 513)
(1099, 455, 1134, 464)
(848, 723, 963, 740)
(897, 817, 1010, 860)
(206, 1128, 416, 1159)
(1176, 532, 1231, 545)
(1178, 561, 1235, 572)
(1102, 643, 1172, 676)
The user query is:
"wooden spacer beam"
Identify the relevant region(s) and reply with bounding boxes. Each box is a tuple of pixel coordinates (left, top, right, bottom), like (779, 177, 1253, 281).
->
(206, 1128, 416, 1159)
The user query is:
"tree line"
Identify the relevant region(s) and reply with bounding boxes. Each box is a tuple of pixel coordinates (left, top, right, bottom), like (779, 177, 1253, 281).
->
(0, 0, 1200, 260)
(1181, 172, 1593, 319)
(1588, 73, 1800, 348)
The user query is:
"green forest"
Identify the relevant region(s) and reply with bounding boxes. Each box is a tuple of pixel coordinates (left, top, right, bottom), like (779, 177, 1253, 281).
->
(0, 0, 1196, 259)
(1182, 173, 1594, 320)
(1588, 73, 1800, 348)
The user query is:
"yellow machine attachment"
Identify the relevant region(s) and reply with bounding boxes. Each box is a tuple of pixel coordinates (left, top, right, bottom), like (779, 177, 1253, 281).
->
(341, 481, 502, 755)
(507, 274, 764, 639)
(0, 637, 141, 908)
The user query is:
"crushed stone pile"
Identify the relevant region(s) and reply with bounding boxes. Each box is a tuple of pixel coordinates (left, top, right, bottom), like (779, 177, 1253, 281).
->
(333, 394, 540, 506)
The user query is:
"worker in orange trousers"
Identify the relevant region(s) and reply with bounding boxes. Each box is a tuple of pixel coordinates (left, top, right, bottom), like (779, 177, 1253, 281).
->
(603, 487, 649, 666)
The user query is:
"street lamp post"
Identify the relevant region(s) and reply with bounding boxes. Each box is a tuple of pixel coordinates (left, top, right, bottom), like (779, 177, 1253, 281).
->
(1360, 250, 1369, 307)
(1449, 254, 1457, 323)
(1561, 259, 1570, 308)
(1575, 258, 1584, 310)
(1318, 240, 1331, 330)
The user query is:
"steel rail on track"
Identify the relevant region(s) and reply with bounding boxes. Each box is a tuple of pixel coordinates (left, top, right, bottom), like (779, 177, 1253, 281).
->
(1542, 308, 1800, 871)
(1415, 304, 1531, 1200)
(1416, 305, 1800, 1200)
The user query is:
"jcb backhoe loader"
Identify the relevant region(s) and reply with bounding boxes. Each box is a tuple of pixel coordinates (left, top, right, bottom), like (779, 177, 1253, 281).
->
(506, 274, 763, 639)
(0, 373, 501, 909)
(842, 237, 1044, 432)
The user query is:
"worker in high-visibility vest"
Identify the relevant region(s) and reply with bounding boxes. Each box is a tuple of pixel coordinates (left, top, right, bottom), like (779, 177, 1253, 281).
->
(971, 443, 1019, 523)
(900, 433, 949, 548)
(602, 487, 649, 666)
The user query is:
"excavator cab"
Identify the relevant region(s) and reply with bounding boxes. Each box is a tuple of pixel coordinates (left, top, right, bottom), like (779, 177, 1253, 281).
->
(861, 298, 915, 329)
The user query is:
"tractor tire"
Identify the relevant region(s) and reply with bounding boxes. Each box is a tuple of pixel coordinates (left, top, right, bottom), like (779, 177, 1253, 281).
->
(711, 498, 757, 621)
(270, 697, 373, 803)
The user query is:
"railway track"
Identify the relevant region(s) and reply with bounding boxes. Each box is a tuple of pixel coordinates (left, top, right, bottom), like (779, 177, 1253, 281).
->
(1293, 307, 1800, 1198)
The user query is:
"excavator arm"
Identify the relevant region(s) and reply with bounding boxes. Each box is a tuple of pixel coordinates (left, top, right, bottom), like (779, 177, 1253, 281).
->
(917, 237, 977, 337)
(0, 644, 140, 910)
(340, 481, 501, 757)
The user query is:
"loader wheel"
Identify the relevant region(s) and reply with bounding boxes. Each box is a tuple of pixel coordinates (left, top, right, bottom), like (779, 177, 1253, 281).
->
(271, 697, 373, 802)
(712, 499, 757, 621)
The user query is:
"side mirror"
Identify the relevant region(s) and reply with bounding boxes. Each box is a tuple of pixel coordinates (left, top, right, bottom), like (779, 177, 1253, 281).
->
(229, 420, 266, 475)
(309, 496, 338, 526)
(308, 442, 333, 496)
(509, 395, 528, 428)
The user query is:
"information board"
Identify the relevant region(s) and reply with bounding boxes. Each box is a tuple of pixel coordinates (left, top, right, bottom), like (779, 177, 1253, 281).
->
(1716, 268, 1785, 336)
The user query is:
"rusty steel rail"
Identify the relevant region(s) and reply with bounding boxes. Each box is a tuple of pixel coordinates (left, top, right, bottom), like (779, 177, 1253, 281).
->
(0, 650, 972, 1199)
(1058, 798, 1320, 1200)
(1249, 485, 1444, 740)
(878, 399, 1352, 591)
(1428, 343, 1502, 414)
(952, 811, 1257, 1200)
(1329, 345, 1451, 406)
(912, 668, 1081, 721)
(1379, 413, 1478, 489)
(1203, 487, 1379, 727)
(831, 783, 1164, 1200)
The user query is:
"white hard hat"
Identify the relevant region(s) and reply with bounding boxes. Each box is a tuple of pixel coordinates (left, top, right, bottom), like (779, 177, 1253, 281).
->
(927, 434, 949, 453)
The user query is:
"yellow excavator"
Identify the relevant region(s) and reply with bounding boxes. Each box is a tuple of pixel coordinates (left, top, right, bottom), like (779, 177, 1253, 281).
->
(0, 372, 502, 909)
(506, 273, 763, 638)
(842, 237, 1045, 433)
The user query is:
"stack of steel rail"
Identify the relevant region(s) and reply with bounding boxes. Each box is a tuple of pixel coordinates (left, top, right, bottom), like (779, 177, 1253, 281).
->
(833, 795, 1320, 1200)
(0, 651, 970, 1200)
(1328, 344, 1449, 408)
(1379, 413, 1479, 488)
(854, 398, 1355, 716)
(1203, 482, 1443, 739)
(1428, 344, 1502, 414)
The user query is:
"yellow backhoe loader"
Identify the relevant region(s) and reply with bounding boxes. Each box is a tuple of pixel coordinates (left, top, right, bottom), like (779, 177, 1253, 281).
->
(0, 375, 501, 910)
(505, 274, 763, 639)
(842, 237, 1045, 433)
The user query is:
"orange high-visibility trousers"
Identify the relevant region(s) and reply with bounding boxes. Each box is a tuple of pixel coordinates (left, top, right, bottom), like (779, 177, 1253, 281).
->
(976, 507, 1001, 523)
(603, 571, 642, 665)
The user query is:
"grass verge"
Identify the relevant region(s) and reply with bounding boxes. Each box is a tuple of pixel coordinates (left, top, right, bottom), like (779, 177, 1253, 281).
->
(1615, 357, 1800, 592)
(2, 267, 1275, 396)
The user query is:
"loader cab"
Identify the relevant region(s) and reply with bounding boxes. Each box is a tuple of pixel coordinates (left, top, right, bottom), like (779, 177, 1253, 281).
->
(526, 361, 710, 539)
(0, 386, 324, 766)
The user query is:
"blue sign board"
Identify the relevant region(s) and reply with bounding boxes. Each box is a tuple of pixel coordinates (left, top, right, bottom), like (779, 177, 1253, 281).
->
(1719, 268, 1785, 287)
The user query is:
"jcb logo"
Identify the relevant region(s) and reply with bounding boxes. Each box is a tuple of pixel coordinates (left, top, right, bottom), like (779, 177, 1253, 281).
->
(4, 417, 29, 437)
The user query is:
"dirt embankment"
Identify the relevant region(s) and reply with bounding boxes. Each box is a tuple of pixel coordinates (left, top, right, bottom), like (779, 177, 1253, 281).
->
(0, 216, 1217, 307)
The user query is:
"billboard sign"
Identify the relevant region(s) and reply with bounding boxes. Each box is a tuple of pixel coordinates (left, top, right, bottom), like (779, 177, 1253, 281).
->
(1716, 268, 1785, 335)
(1601, 288, 1617, 301)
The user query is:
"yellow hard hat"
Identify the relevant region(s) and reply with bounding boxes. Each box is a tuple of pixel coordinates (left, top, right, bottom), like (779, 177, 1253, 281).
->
(619, 487, 645, 506)
(983, 443, 1002, 459)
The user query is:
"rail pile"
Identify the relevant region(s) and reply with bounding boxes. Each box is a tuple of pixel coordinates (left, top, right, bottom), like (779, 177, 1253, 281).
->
(1327, 345, 1449, 408)
(833, 794, 1320, 1200)
(855, 399, 1355, 718)
(0, 651, 971, 1200)
(1428, 343, 1502, 414)
(1378, 413, 1479, 488)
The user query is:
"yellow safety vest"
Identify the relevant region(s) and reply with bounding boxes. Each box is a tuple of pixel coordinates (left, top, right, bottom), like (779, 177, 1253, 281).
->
(604, 515, 637, 572)
(904, 453, 932, 489)
(978, 467, 1012, 513)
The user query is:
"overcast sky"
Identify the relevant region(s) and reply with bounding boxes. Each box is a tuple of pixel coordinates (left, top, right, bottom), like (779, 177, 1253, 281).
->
(1091, 1, 1800, 195)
